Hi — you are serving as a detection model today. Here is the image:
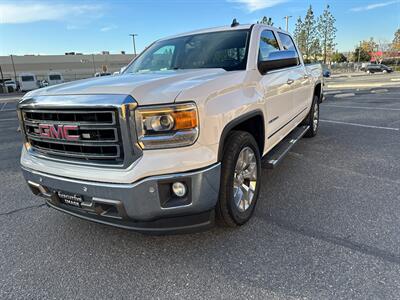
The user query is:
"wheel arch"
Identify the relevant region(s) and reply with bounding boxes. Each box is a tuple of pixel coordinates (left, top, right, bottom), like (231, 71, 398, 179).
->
(314, 82, 322, 103)
(217, 110, 265, 161)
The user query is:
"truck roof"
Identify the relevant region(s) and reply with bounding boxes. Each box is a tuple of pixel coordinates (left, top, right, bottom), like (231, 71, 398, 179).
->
(159, 23, 287, 41)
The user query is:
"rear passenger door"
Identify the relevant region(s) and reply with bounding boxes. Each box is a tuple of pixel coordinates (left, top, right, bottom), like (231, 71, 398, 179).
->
(258, 29, 294, 142)
(277, 32, 312, 118)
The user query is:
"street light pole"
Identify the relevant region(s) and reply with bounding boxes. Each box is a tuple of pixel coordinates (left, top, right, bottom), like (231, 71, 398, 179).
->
(129, 33, 138, 56)
(91, 54, 96, 74)
(10, 55, 17, 82)
(357, 41, 361, 71)
(283, 16, 292, 32)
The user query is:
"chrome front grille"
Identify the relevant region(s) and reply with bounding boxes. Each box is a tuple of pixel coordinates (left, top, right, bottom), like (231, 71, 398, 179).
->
(22, 109, 124, 164)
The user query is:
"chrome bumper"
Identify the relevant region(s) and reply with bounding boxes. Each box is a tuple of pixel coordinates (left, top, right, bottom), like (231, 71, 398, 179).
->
(22, 163, 221, 234)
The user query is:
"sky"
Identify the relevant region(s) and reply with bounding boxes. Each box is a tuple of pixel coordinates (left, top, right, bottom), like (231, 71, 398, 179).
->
(0, 0, 399, 56)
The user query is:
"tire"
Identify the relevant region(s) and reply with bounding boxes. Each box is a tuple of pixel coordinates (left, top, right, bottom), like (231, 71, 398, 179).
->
(304, 95, 319, 138)
(216, 131, 261, 227)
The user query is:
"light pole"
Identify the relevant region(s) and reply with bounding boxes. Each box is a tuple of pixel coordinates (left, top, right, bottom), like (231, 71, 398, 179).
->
(129, 33, 138, 56)
(283, 16, 292, 32)
(10, 55, 17, 82)
(357, 41, 361, 71)
(91, 54, 96, 74)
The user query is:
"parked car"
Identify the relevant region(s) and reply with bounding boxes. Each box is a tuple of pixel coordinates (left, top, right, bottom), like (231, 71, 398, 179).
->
(5, 80, 17, 92)
(360, 62, 369, 72)
(322, 69, 331, 77)
(94, 72, 111, 77)
(18, 23, 323, 234)
(366, 64, 393, 74)
(18, 73, 38, 91)
(39, 80, 49, 88)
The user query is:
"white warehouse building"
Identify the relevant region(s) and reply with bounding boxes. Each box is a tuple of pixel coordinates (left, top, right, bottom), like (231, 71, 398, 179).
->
(0, 53, 135, 83)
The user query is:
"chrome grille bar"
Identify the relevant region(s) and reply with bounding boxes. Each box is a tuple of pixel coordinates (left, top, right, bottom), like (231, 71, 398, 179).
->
(21, 108, 123, 164)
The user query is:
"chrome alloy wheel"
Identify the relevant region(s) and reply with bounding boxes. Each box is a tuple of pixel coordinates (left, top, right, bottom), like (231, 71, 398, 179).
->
(313, 102, 319, 132)
(233, 147, 257, 212)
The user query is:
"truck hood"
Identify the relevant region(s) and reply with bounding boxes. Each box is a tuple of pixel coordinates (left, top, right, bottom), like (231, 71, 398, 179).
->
(27, 69, 228, 105)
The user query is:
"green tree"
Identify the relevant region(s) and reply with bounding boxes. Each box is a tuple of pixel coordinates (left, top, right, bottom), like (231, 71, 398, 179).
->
(303, 5, 318, 60)
(310, 39, 322, 61)
(317, 5, 337, 64)
(258, 16, 274, 26)
(331, 52, 347, 63)
(353, 47, 371, 62)
(392, 28, 400, 51)
(293, 17, 306, 55)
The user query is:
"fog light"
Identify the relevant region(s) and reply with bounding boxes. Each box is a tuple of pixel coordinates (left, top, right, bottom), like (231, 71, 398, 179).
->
(172, 182, 187, 197)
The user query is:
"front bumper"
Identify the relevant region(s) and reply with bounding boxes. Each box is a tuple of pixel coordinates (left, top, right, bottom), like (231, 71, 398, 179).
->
(22, 163, 221, 234)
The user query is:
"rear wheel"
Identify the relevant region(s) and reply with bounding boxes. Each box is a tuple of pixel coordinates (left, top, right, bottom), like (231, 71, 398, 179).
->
(304, 95, 319, 138)
(216, 131, 261, 227)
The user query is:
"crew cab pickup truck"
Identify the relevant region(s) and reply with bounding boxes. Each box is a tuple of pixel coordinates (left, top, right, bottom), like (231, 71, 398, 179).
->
(18, 23, 323, 233)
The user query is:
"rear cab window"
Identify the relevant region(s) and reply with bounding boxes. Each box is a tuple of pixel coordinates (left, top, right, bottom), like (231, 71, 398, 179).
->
(277, 32, 300, 66)
(258, 30, 280, 62)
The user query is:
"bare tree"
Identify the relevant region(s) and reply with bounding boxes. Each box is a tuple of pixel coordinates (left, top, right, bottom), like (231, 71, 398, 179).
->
(376, 39, 391, 64)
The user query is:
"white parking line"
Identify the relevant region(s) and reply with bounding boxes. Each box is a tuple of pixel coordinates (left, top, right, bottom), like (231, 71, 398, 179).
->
(320, 119, 399, 131)
(0, 118, 18, 122)
(334, 93, 355, 98)
(324, 104, 400, 111)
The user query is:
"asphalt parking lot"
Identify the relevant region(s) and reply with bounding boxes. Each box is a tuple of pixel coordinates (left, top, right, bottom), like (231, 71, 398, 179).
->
(1, 74, 400, 299)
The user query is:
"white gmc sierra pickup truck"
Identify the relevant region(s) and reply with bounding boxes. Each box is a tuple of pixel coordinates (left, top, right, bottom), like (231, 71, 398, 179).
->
(18, 23, 323, 233)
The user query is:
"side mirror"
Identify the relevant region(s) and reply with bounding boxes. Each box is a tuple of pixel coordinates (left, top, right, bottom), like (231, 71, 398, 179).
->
(258, 50, 299, 74)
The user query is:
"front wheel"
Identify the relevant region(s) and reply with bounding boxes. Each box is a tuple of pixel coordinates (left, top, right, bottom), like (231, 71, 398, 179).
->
(216, 131, 261, 227)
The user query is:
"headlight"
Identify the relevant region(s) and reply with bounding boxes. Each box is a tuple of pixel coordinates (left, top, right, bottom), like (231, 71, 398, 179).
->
(135, 103, 199, 149)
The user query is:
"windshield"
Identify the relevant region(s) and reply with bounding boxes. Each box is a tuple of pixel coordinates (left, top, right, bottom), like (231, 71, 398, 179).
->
(125, 30, 250, 73)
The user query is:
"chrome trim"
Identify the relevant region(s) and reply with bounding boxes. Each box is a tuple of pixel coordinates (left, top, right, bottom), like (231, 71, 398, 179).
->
(266, 65, 302, 75)
(17, 94, 142, 169)
(26, 127, 119, 143)
(22, 109, 116, 125)
(28, 180, 49, 195)
(31, 143, 121, 160)
(268, 116, 279, 124)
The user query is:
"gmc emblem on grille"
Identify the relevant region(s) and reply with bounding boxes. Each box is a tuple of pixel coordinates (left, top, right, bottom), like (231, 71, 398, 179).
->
(38, 124, 79, 141)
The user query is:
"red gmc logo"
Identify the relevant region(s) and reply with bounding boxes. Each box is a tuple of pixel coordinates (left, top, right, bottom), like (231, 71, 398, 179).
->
(38, 124, 79, 141)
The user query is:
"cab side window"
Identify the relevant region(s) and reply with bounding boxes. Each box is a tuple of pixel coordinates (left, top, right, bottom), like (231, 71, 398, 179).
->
(277, 32, 297, 51)
(278, 32, 300, 65)
(258, 30, 280, 62)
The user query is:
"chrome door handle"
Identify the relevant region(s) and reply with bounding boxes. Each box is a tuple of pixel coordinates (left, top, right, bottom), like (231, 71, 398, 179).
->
(287, 79, 294, 85)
